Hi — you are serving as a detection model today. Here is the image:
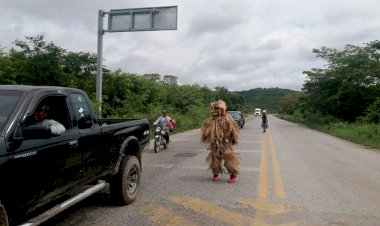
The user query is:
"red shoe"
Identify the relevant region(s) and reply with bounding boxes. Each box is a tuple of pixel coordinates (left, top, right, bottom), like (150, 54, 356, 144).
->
(211, 175, 219, 181)
(228, 175, 238, 183)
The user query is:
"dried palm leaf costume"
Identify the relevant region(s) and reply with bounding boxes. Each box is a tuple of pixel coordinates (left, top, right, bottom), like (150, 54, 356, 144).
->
(201, 100, 240, 176)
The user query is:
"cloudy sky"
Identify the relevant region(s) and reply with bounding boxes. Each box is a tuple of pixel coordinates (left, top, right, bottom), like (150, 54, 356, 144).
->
(1, 0, 380, 91)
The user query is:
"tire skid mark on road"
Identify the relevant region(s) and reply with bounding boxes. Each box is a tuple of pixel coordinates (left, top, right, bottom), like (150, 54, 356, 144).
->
(139, 202, 199, 226)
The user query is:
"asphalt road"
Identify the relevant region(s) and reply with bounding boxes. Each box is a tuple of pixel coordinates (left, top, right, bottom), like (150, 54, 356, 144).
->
(43, 115, 380, 226)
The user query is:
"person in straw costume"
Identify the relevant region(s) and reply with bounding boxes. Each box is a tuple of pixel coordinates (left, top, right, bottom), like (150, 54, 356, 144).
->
(201, 100, 240, 183)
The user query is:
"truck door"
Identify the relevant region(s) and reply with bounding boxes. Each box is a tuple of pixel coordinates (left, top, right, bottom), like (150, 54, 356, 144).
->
(69, 93, 103, 182)
(4, 95, 82, 212)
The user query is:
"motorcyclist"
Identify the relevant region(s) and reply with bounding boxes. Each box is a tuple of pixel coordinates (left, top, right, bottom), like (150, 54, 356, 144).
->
(153, 110, 172, 143)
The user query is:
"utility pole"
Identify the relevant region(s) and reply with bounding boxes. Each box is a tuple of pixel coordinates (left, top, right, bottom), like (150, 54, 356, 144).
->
(96, 10, 104, 118)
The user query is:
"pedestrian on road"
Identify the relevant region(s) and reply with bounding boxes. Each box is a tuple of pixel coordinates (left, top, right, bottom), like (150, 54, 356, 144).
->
(201, 100, 240, 183)
(261, 110, 268, 133)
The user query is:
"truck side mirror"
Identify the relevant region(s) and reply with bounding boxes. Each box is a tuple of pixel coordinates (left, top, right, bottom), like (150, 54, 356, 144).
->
(24, 125, 52, 139)
(78, 117, 93, 129)
(13, 124, 24, 141)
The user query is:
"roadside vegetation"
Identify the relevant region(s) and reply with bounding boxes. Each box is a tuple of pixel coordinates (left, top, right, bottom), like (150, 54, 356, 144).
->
(278, 40, 380, 150)
(236, 87, 296, 113)
(1, 35, 379, 149)
(280, 111, 380, 150)
(0, 35, 246, 132)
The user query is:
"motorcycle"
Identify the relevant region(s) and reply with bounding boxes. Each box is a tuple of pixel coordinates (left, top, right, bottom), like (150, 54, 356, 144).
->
(154, 126, 168, 153)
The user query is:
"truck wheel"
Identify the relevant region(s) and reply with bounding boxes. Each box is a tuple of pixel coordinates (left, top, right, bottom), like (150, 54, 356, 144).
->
(110, 155, 141, 205)
(0, 204, 9, 226)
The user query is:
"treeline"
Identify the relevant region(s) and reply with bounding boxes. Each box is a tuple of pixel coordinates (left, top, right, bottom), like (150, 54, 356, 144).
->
(0, 35, 246, 130)
(236, 88, 296, 113)
(279, 40, 380, 124)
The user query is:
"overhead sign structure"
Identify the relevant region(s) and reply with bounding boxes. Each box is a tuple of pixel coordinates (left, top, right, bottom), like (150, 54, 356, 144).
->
(96, 6, 178, 117)
(108, 6, 178, 32)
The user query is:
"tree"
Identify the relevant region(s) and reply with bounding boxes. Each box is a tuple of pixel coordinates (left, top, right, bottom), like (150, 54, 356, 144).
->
(162, 75, 178, 85)
(62, 51, 97, 95)
(12, 35, 66, 85)
(143, 73, 161, 82)
(279, 92, 302, 114)
(0, 53, 17, 84)
(357, 97, 380, 123)
(302, 40, 380, 121)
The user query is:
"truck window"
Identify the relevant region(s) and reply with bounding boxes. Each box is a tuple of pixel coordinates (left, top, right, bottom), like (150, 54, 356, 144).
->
(26, 96, 71, 130)
(69, 93, 93, 127)
(0, 90, 22, 132)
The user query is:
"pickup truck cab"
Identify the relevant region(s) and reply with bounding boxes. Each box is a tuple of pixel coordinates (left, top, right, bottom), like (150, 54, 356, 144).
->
(254, 108, 261, 116)
(0, 85, 150, 225)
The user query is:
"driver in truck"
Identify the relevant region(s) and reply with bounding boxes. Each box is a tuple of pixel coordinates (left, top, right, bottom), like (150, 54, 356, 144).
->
(33, 104, 66, 135)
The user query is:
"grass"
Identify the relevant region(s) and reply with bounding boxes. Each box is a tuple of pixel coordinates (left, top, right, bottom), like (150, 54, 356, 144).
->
(279, 112, 380, 150)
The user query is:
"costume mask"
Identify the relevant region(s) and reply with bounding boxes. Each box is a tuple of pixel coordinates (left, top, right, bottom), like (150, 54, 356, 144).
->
(210, 100, 227, 117)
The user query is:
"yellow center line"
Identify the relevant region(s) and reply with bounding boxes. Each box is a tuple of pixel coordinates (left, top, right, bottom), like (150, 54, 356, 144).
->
(139, 202, 199, 226)
(258, 133, 268, 199)
(238, 199, 290, 216)
(168, 196, 252, 226)
(268, 130, 286, 199)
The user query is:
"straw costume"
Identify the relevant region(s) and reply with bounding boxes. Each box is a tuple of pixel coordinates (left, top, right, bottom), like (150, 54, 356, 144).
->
(201, 100, 240, 183)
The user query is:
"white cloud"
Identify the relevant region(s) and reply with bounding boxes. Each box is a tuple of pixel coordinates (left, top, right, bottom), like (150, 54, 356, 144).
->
(1, 0, 380, 91)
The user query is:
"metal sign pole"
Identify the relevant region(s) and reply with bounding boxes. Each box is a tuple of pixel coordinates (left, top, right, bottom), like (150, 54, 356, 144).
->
(96, 6, 177, 119)
(96, 10, 104, 118)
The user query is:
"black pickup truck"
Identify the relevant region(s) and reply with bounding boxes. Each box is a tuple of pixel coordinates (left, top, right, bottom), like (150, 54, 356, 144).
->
(0, 85, 150, 225)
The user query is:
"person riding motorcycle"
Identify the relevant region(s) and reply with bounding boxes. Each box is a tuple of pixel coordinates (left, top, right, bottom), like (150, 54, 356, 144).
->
(153, 110, 172, 143)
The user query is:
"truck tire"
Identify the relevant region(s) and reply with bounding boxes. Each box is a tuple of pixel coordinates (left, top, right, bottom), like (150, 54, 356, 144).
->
(110, 155, 141, 205)
(0, 204, 9, 226)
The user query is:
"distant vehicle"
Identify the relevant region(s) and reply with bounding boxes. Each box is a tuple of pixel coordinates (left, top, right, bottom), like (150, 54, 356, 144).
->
(255, 108, 261, 116)
(228, 111, 245, 128)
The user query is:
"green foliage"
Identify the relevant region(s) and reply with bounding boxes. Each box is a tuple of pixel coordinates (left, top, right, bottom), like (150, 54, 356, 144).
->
(279, 111, 380, 150)
(357, 97, 380, 124)
(281, 110, 339, 128)
(279, 92, 304, 114)
(12, 35, 66, 85)
(0, 35, 99, 92)
(326, 122, 380, 149)
(0, 52, 17, 84)
(303, 40, 380, 121)
(162, 75, 178, 86)
(280, 40, 380, 150)
(169, 105, 210, 132)
(236, 87, 296, 113)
